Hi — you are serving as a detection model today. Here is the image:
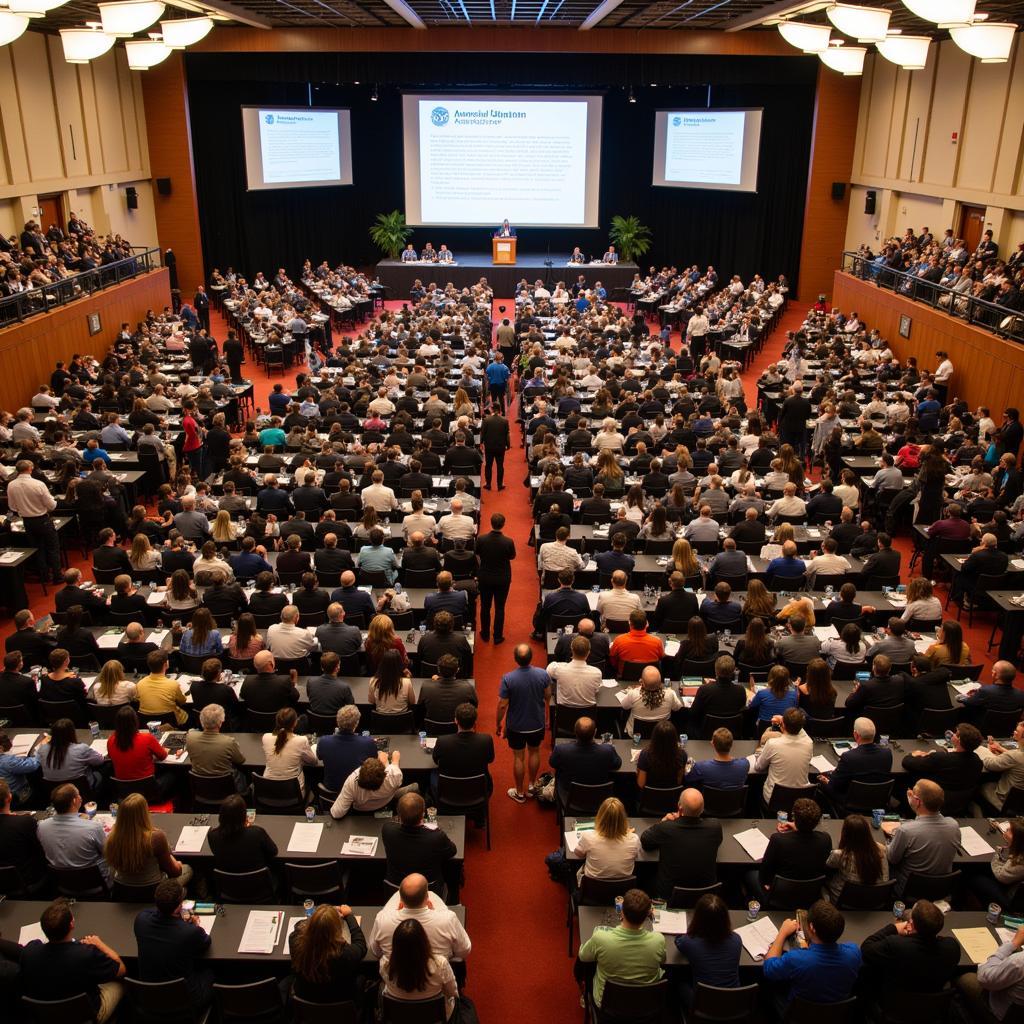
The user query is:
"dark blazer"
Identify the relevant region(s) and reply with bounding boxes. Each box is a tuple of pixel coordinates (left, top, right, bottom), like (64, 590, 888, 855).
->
(553, 631, 611, 667)
(93, 544, 132, 573)
(4, 628, 57, 667)
(650, 589, 698, 630)
(548, 740, 622, 803)
(844, 674, 905, 717)
(475, 530, 517, 585)
(759, 828, 831, 886)
(903, 668, 953, 731)
(239, 674, 299, 712)
(314, 548, 355, 574)
(640, 817, 723, 900)
(55, 585, 107, 621)
(381, 821, 457, 884)
(202, 583, 248, 619)
(900, 748, 983, 794)
(822, 742, 893, 797)
(689, 681, 746, 735)
(860, 924, 962, 995)
(0, 670, 38, 718)
(480, 415, 511, 451)
(431, 730, 495, 782)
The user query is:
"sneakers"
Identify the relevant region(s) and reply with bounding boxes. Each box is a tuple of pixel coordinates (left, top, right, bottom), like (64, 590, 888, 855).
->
(507, 788, 526, 804)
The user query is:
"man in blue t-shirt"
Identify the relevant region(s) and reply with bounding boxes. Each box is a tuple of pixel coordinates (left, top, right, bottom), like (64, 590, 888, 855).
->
(497, 644, 552, 804)
(485, 353, 512, 412)
(763, 900, 861, 1012)
(685, 727, 750, 790)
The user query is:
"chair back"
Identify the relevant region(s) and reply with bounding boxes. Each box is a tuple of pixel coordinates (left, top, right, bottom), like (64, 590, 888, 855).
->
(902, 870, 961, 903)
(768, 573, 806, 592)
(402, 568, 438, 589)
(948, 663, 984, 681)
(600, 979, 670, 1021)
(0, 703, 31, 726)
(667, 881, 722, 909)
(214, 866, 277, 904)
(700, 713, 743, 741)
(379, 995, 447, 1024)
(691, 982, 760, 1023)
(918, 707, 959, 736)
(437, 773, 489, 812)
(1002, 786, 1024, 816)
(370, 710, 416, 734)
(554, 703, 598, 739)
(766, 784, 816, 817)
(879, 987, 954, 1024)
(306, 710, 338, 736)
(252, 773, 304, 814)
(804, 716, 848, 738)
(680, 657, 718, 678)
(864, 575, 900, 591)
(637, 784, 685, 817)
(604, 618, 629, 634)
(621, 660, 660, 682)
(565, 781, 614, 817)
(577, 873, 637, 907)
(122, 977, 200, 1024)
(831, 659, 867, 681)
(54, 863, 109, 899)
(549, 613, 586, 631)
(285, 861, 344, 903)
(423, 718, 456, 736)
(980, 707, 1023, 738)
(316, 782, 340, 815)
(701, 785, 748, 818)
(189, 770, 237, 810)
(767, 874, 826, 910)
(786, 996, 857, 1023)
(112, 878, 158, 902)
(291, 996, 359, 1024)
(38, 698, 86, 728)
(243, 707, 279, 732)
(0, 863, 26, 896)
(836, 878, 898, 910)
(905, 618, 942, 632)
(21, 992, 98, 1024)
(212, 978, 284, 1023)
(86, 702, 133, 729)
(178, 652, 210, 674)
(357, 568, 390, 587)
(844, 778, 894, 813)
(111, 774, 160, 803)
(863, 704, 905, 736)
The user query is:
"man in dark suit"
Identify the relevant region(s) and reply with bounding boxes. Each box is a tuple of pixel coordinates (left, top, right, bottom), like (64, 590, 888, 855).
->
(54, 568, 107, 622)
(901, 656, 953, 733)
(277, 534, 312, 577)
(279, 512, 316, 550)
(552, 618, 610, 668)
(431, 702, 495, 799)
(402, 533, 442, 574)
(313, 534, 354, 576)
(480, 406, 511, 491)
(729, 508, 767, 545)
(0, 650, 39, 720)
(162, 536, 198, 577)
(640, 789, 723, 900)
(650, 572, 698, 631)
(594, 533, 635, 579)
(92, 528, 132, 574)
(805, 480, 844, 521)
(382, 792, 457, 887)
(201, 573, 248, 620)
(476, 512, 516, 643)
(314, 604, 363, 659)
(535, 569, 591, 638)
(901, 722, 984, 795)
(223, 330, 244, 383)
(777, 383, 813, 461)
(578, 484, 612, 522)
(994, 453, 1023, 508)
(444, 433, 482, 476)
(193, 285, 211, 331)
(398, 460, 433, 497)
(3, 610, 56, 666)
(239, 651, 300, 713)
(548, 717, 621, 807)
(817, 717, 894, 813)
(756, 797, 831, 901)
(329, 571, 377, 625)
(706, 538, 747, 585)
(290, 472, 328, 519)
(845, 654, 906, 721)
(860, 532, 901, 584)
(960, 659, 1024, 723)
(953, 533, 1010, 602)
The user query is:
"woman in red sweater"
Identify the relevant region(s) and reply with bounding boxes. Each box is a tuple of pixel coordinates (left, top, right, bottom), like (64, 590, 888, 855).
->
(107, 706, 175, 802)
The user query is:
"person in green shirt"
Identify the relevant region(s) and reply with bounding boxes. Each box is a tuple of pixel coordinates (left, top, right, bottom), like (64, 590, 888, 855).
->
(577, 888, 665, 1007)
(258, 417, 286, 450)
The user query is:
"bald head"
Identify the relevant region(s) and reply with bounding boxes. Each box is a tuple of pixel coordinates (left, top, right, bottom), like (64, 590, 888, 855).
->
(680, 789, 704, 818)
(253, 650, 275, 673)
(577, 618, 596, 637)
(981, 532, 998, 549)
(398, 873, 430, 908)
(340, 570, 356, 588)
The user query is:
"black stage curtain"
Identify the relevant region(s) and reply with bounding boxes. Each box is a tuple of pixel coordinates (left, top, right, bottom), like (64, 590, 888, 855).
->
(185, 51, 817, 293)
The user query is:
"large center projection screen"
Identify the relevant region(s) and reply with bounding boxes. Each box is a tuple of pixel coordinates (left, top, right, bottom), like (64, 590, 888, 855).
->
(402, 93, 603, 228)
(652, 109, 763, 192)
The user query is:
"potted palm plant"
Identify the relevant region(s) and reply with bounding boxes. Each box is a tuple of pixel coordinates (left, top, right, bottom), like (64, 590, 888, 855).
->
(608, 215, 652, 263)
(369, 210, 413, 260)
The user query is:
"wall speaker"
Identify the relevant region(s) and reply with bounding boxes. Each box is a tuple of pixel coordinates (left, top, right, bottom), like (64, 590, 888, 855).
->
(831, 181, 846, 201)
(865, 189, 877, 215)
(156, 177, 172, 196)
(125, 186, 138, 210)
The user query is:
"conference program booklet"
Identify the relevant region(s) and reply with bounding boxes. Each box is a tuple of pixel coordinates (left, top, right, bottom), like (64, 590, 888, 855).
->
(341, 835, 378, 857)
(238, 910, 284, 953)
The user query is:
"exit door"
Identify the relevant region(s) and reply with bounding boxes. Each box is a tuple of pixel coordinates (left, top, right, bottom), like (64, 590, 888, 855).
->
(37, 193, 64, 235)
(958, 204, 986, 255)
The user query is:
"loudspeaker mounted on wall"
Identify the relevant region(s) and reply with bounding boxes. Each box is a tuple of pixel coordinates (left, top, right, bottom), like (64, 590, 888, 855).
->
(865, 190, 877, 215)
(156, 177, 172, 196)
(125, 186, 138, 210)
(831, 181, 846, 201)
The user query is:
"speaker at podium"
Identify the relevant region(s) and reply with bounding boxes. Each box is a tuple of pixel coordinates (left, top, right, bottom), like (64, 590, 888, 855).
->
(492, 237, 516, 266)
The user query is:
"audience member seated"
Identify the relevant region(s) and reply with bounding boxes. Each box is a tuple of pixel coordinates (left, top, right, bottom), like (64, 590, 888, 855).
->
(640, 789, 722, 901)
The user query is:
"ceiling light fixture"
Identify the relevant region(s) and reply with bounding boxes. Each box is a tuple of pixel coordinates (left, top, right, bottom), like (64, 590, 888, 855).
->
(0, 9, 28, 45)
(7, 0, 68, 16)
(159, 15, 212, 47)
(819, 40, 867, 74)
(777, 20, 833, 52)
(99, 0, 165, 36)
(901, 0, 975, 27)
(124, 35, 171, 69)
(949, 19, 1017, 62)
(875, 30, 931, 69)
(826, 3, 889, 42)
(59, 23, 116, 61)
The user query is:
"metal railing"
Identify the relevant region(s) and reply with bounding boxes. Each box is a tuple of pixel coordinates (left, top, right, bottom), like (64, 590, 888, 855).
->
(840, 250, 1024, 342)
(0, 246, 162, 326)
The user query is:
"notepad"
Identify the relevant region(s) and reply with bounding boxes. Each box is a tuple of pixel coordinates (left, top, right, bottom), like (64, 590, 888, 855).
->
(810, 754, 835, 773)
(960, 826, 996, 857)
(97, 632, 123, 649)
(9, 733, 38, 756)
(812, 626, 837, 641)
(564, 831, 583, 855)
(954, 927, 999, 962)
(0, 551, 21, 564)
(149, 629, 169, 646)
(630, 748, 642, 763)
(238, 910, 284, 954)
(734, 827, 770, 861)
(663, 640, 680, 657)
(288, 823, 323, 853)
(736, 917, 778, 960)
(175, 825, 209, 853)
(18, 922, 45, 944)
(146, 590, 166, 606)
(90, 738, 108, 755)
(341, 835, 378, 857)
(601, 679, 619, 688)
(953, 682, 979, 697)
(614, 690, 630, 706)
(194, 914, 216, 935)
(653, 910, 688, 935)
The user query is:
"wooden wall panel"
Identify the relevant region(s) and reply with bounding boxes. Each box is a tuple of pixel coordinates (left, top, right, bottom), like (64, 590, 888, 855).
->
(832, 270, 1024, 414)
(141, 53, 204, 300)
(797, 68, 861, 303)
(0, 269, 169, 414)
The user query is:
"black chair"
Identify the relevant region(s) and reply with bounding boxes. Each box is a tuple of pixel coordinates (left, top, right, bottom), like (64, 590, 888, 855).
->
(690, 982, 760, 1023)
(836, 878, 898, 910)
(637, 784, 684, 817)
(767, 874, 826, 909)
(863, 704, 905, 736)
(919, 707, 960, 736)
(379, 995, 447, 1024)
(667, 881, 722, 909)
(604, 618, 630, 634)
(804, 716, 849, 738)
(844, 778, 894, 814)
(402, 568, 439, 589)
(423, 717, 456, 736)
(680, 657, 718, 678)
(21, 993, 98, 1024)
(701, 785, 748, 818)
(285, 861, 345, 904)
(244, 708, 279, 732)
(879, 987, 955, 1024)
(981, 708, 1024, 737)
(177, 652, 211, 674)
(905, 618, 942, 633)
(111, 774, 163, 804)
(0, 863, 29, 897)
(0, 703, 32, 726)
(122, 977, 210, 1024)
(946, 662, 985, 681)
(291, 997, 359, 1024)
(549, 612, 586, 631)
(112, 878, 159, 903)
(563, 781, 614, 818)
(38, 698, 86, 728)
(307, 710, 339, 736)
(700, 713, 744, 741)
(864, 575, 900, 591)
(357, 568, 390, 587)
(370, 710, 416, 734)
(621, 660, 660, 681)
(189, 771, 238, 811)
(54, 864, 109, 900)
(86, 702, 134, 729)
(765, 784, 816, 817)
(567, 874, 637, 955)
(316, 783, 340, 815)
(785, 996, 857, 1023)
(831, 659, 867, 681)
(768, 573, 806, 593)
(212, 978, 284, 1024)
(214, 866, 277, 904)
(902, 869, 961, 902)
(598, 978, 670, 1023)
(437, 773, 491, 850)
(252, 773, 305, 815)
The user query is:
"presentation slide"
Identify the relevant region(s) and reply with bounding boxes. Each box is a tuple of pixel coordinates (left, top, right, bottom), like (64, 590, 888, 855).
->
(651, 109, 763, 193)
(241, 106, 353, 191)
(402, 93, 603, 228)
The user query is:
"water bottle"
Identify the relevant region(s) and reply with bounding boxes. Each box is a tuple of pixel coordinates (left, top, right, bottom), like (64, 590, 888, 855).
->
(419, 730, 427, 749)
(632, 732, 642, 749)
(419, 622, 427, 634)
(394, 581, 402, 595)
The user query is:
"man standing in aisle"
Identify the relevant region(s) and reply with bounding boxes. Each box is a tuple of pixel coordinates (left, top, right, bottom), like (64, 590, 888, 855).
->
(496, 644, 551, 804)
(481, 403, 511, 491)
(476, 512, 516, 644)
(6, 459, 62, 584)
(193, 285, 210, 332)
(486, 351, 511, 414)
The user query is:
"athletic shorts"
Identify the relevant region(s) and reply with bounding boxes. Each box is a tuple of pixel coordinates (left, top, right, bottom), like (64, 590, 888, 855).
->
(506, 728, 545, 751)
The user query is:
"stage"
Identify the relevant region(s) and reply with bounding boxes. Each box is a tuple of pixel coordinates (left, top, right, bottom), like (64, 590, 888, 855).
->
(375, 252, 639, 296)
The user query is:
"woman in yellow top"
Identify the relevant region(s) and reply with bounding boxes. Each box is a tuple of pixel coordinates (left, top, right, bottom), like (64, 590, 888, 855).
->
(926, 620, 971, 668)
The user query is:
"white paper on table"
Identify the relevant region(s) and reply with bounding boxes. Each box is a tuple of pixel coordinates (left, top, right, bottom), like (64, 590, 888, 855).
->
(0, 551, 21, 564)
(914, 638, 933, 654)
(175, 825, 209, 853)
(586, 592, 599, 610)
(424, 738, 437, 751)
(146, 590, 166, 606)
(194, 915, 216, 935)
(614, 690, 630, 706)
(960, 826, 996, 857)
(736, 918, 778, 960)
(812, 626, 837, 641)
(149, 629, 169, 646)
(93, 813, 115, 831)
(601, 679, 619, 688)
(19, 922, 46, 944)
(564, 831, 582, 855)
(97, 632, 122, 649)
(954, 927, 999, 963)
(997, 927, 1016, 945)
(746, 753, 759, 770)
(231, 680, 243, 697)
(630, 748, 642, 763)
(663, 640, 680, 657)
(653, 910, 688, 934)
(1012, 559, 1024, 571)
(953, 682, 978, 697)
(734, 827, 770, 861)
(288, 823, 323, 853)
(90, 738, 108, 755)
(9, 734, 38, 756)
(810, 755, 835, 773)
(238, 910, 284, 954)
(341, 835, 378, 857)
(681, 695, 695, 707)
(282, 916, 305, 954)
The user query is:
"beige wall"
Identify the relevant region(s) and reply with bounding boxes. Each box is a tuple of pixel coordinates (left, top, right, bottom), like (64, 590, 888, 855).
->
(845, 37, 1024, 253)
(0, 30, 157, 249)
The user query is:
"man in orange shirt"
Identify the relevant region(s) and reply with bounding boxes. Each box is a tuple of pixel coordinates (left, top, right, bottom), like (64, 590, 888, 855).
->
(610, 609, 665, 674)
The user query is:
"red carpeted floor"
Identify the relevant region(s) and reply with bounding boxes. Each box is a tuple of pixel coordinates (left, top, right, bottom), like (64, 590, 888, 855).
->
(0, 298, 1008, 1020)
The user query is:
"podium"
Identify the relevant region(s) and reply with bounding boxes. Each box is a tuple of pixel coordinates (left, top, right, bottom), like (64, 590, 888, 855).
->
(492, 237, 516, 265)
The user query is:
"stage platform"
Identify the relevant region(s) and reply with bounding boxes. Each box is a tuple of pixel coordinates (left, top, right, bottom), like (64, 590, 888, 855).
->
(375, 252, 639, 296)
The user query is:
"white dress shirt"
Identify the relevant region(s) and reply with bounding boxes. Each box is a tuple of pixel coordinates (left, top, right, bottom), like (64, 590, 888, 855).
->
(754, 729, 813, 799)
(548, 660, 603, 707)
(367, 888, 472, 959)
(265, 622, 317, 660)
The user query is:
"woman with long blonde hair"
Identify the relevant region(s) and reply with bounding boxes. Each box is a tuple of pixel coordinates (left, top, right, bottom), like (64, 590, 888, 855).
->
(667, 537, 700, 579)
(575, 796, 641, 882)
(129, 533, 161, 573)
(211, 509, 237, 543)
(364, 613, 409, 672)
(104, 792, 192, 887)
(595, 449, 625, 494)
(741, 579, 776, 624)
(94, 659, 137, 706)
